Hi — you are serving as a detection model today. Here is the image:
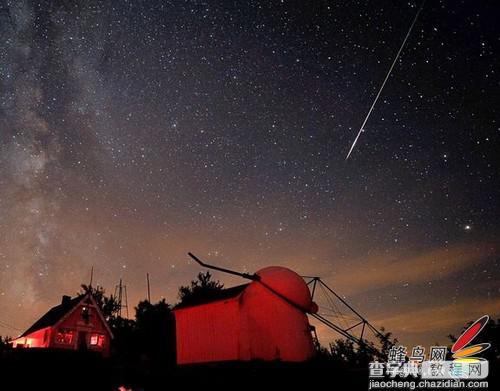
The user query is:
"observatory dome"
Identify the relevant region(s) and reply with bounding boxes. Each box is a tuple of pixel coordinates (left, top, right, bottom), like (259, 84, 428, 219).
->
(255, 266, 316, 313)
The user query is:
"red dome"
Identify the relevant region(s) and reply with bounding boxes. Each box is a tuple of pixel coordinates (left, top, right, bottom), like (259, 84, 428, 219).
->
(256, 266, 315, 313)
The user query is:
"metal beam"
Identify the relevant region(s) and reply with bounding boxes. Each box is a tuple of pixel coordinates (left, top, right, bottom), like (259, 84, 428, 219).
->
(188, 252, 260, 281)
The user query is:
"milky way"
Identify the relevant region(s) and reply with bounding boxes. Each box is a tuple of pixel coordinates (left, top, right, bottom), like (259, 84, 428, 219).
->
(0, 0, 498, 346)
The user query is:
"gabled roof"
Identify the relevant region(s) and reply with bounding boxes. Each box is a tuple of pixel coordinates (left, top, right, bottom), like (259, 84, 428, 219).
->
(19, 295, 83, 337)
(174, 283, 249, 310)
(19, 293, 114, 339)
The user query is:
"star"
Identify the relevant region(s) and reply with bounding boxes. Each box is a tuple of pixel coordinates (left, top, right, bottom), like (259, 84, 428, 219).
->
(0, 0, 497, 351)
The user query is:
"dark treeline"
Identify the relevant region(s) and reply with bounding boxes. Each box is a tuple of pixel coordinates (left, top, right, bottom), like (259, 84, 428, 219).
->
(1, 272, 498, 391)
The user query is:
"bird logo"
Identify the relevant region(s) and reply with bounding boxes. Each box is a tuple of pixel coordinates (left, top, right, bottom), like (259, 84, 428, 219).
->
(451, 315, 490, 362)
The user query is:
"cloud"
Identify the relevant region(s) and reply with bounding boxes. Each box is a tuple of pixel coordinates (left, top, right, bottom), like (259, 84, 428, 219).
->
(372, 296, 500, 334)
(291, 241, 498, 346)
(311, 295, 500, 348)
(321, 241, 497, 295)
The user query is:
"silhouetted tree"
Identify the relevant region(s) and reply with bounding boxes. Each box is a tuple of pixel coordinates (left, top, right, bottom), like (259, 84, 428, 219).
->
(376, 327, 398, 360)
(109, 316, 137, 366)
(136, 299, 171, 327)
(176, 271, 224, 308)
(123, 298, 174, 370)
(0, 336, 11, 353)
(329, 339, 360, 364)
(325, 326, 397, 367)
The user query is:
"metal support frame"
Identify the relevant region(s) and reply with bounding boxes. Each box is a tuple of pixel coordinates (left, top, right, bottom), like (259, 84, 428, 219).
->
(303, 276, 387, 350)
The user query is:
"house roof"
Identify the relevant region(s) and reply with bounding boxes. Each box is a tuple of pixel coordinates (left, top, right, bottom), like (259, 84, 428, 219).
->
(19, 292, 114, 339)
(19, 295, 84, 337)
(174, 283, 249, 310)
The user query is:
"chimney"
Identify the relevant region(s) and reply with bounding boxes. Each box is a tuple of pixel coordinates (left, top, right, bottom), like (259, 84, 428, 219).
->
(61, 295, 71, 306)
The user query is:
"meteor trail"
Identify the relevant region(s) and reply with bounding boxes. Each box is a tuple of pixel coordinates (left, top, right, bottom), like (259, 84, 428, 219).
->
(345, 0, 426, 160)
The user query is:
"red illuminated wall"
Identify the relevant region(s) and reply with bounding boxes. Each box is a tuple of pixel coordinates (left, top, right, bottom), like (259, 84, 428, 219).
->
(11, 327, 52, 349)
(11, 297, 112, 357)
(52, 300, 111, 356)
(239, 282, 315, 362)
(175, 298, 240, 364)
(174, 277, 315, 364)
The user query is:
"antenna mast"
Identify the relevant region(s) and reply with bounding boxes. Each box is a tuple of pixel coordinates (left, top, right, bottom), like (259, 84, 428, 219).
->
(114, 278, 129, 318)
(89, 266, 94, 288)
(146, 273, 151, 302)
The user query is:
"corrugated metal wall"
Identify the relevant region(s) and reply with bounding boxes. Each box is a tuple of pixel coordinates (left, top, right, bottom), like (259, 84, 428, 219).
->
(175, 298, 241, 364)
(174, 281, 315, 364)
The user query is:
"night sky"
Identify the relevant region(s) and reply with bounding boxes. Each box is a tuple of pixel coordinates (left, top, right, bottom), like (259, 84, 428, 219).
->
(0, 0, 498, 347)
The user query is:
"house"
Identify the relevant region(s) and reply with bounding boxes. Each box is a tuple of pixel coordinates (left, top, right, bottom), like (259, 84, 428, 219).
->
(11, 291, 113, 357)
(173, 266, 318, 364)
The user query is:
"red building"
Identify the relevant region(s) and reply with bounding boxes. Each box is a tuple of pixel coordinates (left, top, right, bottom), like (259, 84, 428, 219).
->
(173, 266, 318, 365)
(11, 292, 113, 357)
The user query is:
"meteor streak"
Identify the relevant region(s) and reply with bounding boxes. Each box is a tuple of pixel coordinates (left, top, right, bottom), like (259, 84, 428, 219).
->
(345, 0, 426, 160)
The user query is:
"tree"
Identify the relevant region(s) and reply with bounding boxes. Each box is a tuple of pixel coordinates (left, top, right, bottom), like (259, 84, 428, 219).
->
(329, 339, 362, 364)
(176, 271, 224, 308)
(376, 327, 398, 360)
(135, 299, 171, 327)
(0, 336, 11, 353)
(135, 299, 174, 363)
(325, 326, 397, 367)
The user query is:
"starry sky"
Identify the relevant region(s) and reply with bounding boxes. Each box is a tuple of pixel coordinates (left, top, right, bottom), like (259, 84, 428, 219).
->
(0, 0, 498, 347)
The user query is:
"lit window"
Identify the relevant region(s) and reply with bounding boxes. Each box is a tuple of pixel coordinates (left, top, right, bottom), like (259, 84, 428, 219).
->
(89, 333, 105, 347)
(55, 329, 74, 344)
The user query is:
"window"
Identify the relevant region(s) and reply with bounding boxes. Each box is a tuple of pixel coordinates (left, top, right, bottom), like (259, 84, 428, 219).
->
(89, 333, 105, 347)
(55, 329, 74, 345)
